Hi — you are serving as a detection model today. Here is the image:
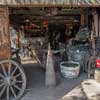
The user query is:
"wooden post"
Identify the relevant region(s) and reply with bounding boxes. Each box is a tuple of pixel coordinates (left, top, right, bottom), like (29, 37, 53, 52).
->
(99, 16, 100, 37)
(81, 14, 85, 26)
(0, 7, 11, 59)
(93, 10, 99, 37)
(45, 44, 56, 86)
(81, 12, 88, 27)
(94, 69, 100, 82)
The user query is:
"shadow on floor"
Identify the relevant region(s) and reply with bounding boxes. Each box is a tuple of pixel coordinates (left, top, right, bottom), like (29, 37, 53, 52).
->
(21, 63, 88, 100)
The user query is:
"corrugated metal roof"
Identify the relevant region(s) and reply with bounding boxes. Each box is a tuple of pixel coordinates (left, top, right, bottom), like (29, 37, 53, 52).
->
(0, 0, 100, 6)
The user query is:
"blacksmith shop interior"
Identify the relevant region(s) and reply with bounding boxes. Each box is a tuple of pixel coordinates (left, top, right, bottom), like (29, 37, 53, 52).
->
(1, 1, 100, 99)
(9, 7, 90, 48)
(9, 7, 100, 71)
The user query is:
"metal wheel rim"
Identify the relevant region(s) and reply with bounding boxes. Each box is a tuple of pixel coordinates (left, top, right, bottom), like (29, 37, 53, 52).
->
(0, 60, 26, 100)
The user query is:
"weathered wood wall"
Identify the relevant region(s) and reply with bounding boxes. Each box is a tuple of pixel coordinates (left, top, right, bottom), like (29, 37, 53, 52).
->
(0, 0, 100, 6)
(0, 7, 10, 59)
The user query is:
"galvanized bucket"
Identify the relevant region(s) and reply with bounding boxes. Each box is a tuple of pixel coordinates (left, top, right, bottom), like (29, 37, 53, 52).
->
(60, 61, 80, 78)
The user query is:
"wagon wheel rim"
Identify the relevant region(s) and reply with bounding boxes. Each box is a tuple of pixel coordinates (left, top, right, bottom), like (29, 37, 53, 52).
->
(0, 60, 26, 100)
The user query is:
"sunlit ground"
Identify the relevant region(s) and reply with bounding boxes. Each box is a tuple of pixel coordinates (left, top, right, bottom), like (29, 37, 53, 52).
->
(60, 79, 100, 100)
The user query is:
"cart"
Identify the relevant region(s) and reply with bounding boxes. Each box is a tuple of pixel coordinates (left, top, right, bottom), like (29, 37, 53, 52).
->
(0, 7, 26, 100)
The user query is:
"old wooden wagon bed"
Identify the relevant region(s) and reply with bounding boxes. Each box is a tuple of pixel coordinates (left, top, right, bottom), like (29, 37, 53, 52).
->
(0, 7, 26, 100)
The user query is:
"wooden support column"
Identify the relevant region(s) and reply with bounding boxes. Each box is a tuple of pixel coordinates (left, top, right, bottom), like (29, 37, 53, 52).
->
(81, 14, 85, 26)
(99, 16, 100, 37)
(93, 12, 99, 37)
(0, 6, 10, 59)
(81, 13, 88, 27)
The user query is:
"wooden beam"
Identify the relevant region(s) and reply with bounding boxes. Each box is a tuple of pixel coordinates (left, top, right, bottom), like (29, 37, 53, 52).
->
(7, 4, 100, 8)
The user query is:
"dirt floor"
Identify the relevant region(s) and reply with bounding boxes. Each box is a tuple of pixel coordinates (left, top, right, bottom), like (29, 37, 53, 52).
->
(20, 63, 89, 100)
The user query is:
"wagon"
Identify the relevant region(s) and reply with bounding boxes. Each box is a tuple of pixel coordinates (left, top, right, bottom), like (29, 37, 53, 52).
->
(0, 7, 26, 100)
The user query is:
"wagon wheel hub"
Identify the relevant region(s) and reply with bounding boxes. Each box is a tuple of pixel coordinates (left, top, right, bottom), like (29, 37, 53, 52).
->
(4, 76, 16, 86)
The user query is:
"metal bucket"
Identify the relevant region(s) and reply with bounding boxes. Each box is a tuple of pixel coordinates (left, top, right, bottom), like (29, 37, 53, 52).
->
(60, 61, 80, 78)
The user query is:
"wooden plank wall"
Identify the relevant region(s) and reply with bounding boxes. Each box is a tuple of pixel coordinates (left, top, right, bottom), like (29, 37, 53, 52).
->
(0, 7, 10, 59)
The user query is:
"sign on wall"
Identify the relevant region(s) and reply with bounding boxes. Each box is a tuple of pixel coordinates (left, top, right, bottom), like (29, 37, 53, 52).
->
(0, 0, 100, 5)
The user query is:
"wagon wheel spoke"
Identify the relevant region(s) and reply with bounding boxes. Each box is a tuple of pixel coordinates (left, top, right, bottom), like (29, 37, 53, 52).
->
(15, 73, 22, 78)
(13, 84, 21, 91)
(6, 86, 9, 100)
(15, 80, 24, 83)
(0, 83, 4, 87)
(11, 66, 18, 76)
(8, 62, 11, 76)
(0, 86, 6, 98)
(0, 79, 3, 82)
(1, 64, 7, 76)
(10, 86, 17, 98)
(0, 73, 4, 79)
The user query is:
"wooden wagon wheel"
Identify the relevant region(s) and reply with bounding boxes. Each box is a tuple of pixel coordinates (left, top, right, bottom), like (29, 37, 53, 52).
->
(0, 60, 26, 100)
